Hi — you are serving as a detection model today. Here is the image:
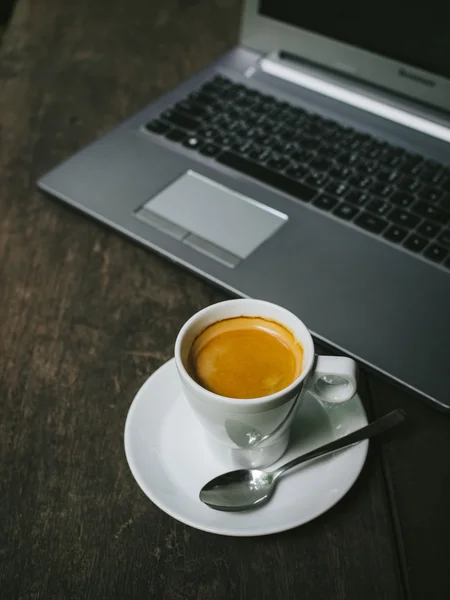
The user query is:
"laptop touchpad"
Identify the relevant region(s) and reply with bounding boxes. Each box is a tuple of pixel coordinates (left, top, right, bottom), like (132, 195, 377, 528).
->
(137, 171, 287, 266)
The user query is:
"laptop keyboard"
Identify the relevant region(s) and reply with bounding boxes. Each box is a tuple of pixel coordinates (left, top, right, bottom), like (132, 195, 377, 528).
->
(144, 75, 450, 270)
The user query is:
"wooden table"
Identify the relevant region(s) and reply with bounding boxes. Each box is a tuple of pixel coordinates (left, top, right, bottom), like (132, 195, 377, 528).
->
(1, 1, 449, 598)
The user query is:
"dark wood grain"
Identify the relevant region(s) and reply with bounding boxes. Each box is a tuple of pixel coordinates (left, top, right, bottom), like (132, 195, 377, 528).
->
(0, 0, 14, 26)
(368, 376, 450, 600)
(0, 0, 445, 598)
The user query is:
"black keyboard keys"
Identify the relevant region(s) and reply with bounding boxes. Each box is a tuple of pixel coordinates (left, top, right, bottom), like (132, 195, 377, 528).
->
(310, 157, 333, 171)
(367, 199, 390, 216)
(285, 164, 309, 180)
(371, 183, 394, 198)
(145, 74, 450, 259)
(162, 109, 199, 131)
(146, 119, 170, 134)
(398, 176, 422, 194)
(313, 195, 338, 212)
(333, 203, 359, 220)
(217, 152, 317, 202)
(330, 164, 354, 179)
(390, 192, 414, 208)
(440, 194, 450, 211)
(437, 229, 450, 248)
(354, 212, 388, 234)
(199, 142, 220, 157)
(346, 191, 370, 207)
(411, 201, 449, 225)
(326, 181, 350, 197)
(166, 128, 186, 142)
(266, 155, 290, 171)
(350, 174, 373, 189)
(383, 225, 408, 244)
(419, 186, 443, 203)
(389, 208, 420, 229)
(306, 171, 330, 188)
(404, 234, 428, 253)
(417, 220, 441, 239)
(424, 244, 448, 263)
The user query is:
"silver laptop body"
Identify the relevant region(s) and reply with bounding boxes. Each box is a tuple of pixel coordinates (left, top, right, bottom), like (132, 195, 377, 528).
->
(38, 0, 450, 410)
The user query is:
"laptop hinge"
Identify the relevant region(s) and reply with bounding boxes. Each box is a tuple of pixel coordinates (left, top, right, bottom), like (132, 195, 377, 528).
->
(248, 52, 450, 143)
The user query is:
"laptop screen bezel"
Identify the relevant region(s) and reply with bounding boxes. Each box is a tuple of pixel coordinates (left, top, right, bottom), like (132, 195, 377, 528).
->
(240, 0, 450, 115)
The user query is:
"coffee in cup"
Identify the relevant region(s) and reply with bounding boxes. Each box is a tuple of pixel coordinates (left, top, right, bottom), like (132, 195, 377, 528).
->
(175, 299, 358, 468)
(187, 316, 303, 399)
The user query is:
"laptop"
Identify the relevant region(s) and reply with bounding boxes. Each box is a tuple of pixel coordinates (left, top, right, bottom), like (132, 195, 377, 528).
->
(38, 0, 450, 411)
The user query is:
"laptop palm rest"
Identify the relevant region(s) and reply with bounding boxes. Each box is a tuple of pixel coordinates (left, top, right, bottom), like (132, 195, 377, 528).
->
(136, 170, 287, 267)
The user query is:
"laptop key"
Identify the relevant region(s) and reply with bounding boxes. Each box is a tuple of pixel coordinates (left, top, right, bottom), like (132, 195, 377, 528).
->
(166, 128, 186, 142)
(346, 190, 370, 207)
(350, 174, 373, 189)
(437, 229, 450, 247)
(199, 127, 217, 139)
(306, 171, 330, 188)
(397, 176, 422, 194)
(217, 152, 317, 202)
(285, 164, 309, 180)
(291, 149, 310, 163)
(367, 199, 390, 216)
(419, 186, 443, 204)
(377, 169, 399, 183)
(442, 177, 450, 193)
(417, 220, 441, 239)
(390, 192, 414, 208)
(326, 181, 349, 197)
(389, 208, 421, 229)
(370, 183, 394, 198)
(248, 145, 271, 162)
(329, 164, 354, 179)
(439, 194, 450, 211)
(398, 155, 422, 173)
(383, 154, 403, 168)
(145, 119, 170, 134)
(162, 110, 199, 131)
(313, 195, 339, 211)
(383, 225, 408, 243)
(403, 234, 428, 253)
(410, 162, 426, 176)
(339, 151, 360, 166)
(333, 203, 359, 220)
(301, 136, 321, 150)
(266, 155, 290, 171)
(362, 160, 379, 174)
(424, 243, 448, 263)
(199, 142, 220, 157)
(319, 143, 338, 159)
(411, 200, 449, 224)
(175, 102, 208, 120)
(354, 212, 388, 234)
(310, 157, 333, 171)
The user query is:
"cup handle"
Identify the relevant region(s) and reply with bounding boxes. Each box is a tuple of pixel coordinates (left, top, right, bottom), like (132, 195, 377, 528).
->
(306, 355, 358, 404)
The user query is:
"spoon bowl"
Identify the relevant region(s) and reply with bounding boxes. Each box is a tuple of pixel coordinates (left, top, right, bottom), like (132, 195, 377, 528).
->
(200, 469, 276, 511)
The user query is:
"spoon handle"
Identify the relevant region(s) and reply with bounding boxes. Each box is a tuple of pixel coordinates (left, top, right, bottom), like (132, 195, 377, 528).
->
(272, 409, 406, 479)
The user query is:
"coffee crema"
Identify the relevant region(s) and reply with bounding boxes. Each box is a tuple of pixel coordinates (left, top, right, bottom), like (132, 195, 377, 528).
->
(188, 316, 303, 399)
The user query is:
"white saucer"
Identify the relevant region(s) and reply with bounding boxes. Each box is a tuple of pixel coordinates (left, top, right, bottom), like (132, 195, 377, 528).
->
(124, 359, 368, 537)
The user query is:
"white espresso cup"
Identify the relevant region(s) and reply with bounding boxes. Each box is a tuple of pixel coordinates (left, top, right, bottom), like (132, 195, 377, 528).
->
(175, 299, 358, 468)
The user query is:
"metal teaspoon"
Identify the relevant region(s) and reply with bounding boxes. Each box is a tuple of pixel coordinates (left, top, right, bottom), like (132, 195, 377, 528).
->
(200, 409, 406, 512)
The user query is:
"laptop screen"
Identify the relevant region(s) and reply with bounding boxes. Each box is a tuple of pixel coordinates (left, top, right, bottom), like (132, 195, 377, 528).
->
(259, 1, 449, 80)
